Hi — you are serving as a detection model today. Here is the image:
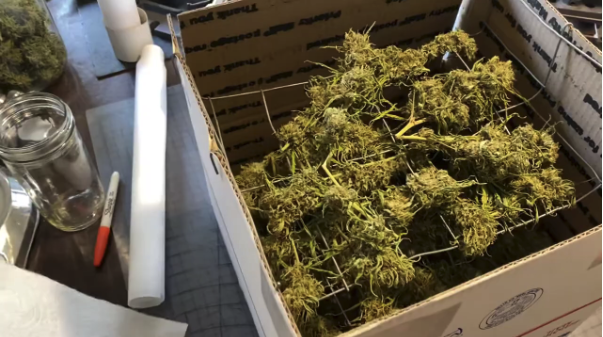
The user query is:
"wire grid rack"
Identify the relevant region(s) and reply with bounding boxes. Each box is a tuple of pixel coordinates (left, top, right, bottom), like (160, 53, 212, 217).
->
(202, 7, 603, 327)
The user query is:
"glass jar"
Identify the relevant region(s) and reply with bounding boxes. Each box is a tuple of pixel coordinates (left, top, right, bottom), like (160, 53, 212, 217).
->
(0, 0, 67, 92)
(0, 93, 104, 232)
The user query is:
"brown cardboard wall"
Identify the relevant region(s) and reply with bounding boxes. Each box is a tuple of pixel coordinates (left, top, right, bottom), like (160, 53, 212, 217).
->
(476, 0, 602, 172)
(178, 0, 463, 166)
(456, 0, 602, 237)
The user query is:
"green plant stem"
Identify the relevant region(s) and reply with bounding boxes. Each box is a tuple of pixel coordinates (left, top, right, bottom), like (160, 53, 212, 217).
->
(398, 135, 428, 142)
(322, 151, 371, 219)
(290, 236, 301, 264)
(290, 151, 296, 174)
(352, 202, 369, 218)
(362, 156, 396, 167)
(395, 118, 427, 139)
(322, 152, 341, 187)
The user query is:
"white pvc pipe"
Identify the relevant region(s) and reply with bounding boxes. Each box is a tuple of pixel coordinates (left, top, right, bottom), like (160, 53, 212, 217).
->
(98, 0, 140, 30)
(105, 8, 154, 63)
(128, 45, 167, 309)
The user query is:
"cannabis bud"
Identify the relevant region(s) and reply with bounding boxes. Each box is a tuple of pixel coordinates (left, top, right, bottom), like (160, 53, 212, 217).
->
(0, 0, 67, 91)
(235, 29, 574, 335)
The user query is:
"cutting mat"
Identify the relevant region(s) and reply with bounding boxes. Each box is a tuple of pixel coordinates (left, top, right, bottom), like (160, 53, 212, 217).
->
(86, 84, 258, 337)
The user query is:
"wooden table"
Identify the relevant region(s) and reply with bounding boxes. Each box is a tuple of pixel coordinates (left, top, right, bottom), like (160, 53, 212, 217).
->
(26, 0, 179, 305)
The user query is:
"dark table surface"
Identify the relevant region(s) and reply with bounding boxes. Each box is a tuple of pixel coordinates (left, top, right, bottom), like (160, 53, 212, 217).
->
(26, 0, 179, 306)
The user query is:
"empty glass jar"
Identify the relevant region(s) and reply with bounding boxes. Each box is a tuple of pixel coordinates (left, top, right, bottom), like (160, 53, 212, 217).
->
(0, 93, 104, 231)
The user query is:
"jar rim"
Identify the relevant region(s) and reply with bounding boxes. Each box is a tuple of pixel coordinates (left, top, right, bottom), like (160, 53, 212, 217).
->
(0, 92, 73, 163)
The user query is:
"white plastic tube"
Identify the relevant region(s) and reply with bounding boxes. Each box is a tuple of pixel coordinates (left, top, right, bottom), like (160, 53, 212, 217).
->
(128, 45, 167, 309)
(98, 0, 140, 30)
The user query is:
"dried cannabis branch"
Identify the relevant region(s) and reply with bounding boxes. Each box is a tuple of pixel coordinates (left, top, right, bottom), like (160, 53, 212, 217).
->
(260, 169, 323, 235)
(282, 263, 325, 321)
(0, 0, 66, 91)
(401, 123, 571, 222)
(448, 198, 499, 256)
(405, 167, 476, 209)
(235, 29, 574, 335)
(402, 57, 516, 134)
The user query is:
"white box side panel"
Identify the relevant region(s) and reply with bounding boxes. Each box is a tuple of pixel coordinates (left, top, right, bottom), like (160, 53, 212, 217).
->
(345, 228, 602, 337)
(458, 0, 602, 233)
(462, 0, 602, 175)
(176, 56, 296, 337)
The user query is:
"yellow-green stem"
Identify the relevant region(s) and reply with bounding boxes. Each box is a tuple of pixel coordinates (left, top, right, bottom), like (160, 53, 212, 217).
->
(352, 202, 369, 218)
(290, 236, 300, 263)
(290, 151, 296, 174)
(322, 152, 341, 187)
(398, 135, 428, 141)
(395, 118, 427, 138)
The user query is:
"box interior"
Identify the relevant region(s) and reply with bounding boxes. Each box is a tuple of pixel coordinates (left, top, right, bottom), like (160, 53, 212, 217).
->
(173, 0, 602, 336)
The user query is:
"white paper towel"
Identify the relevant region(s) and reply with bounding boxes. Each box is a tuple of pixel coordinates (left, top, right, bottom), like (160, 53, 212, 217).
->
(0, 262, 187, 337)
(128, 44, 168, 309)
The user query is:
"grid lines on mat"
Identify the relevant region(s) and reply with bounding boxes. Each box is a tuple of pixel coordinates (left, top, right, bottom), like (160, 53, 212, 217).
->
(86, 85, 258, 337)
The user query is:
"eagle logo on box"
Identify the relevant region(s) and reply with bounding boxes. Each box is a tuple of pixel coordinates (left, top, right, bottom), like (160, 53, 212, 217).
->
(480, 288, 544, 330)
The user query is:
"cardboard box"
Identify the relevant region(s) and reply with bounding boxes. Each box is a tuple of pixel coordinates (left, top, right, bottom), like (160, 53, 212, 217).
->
(168, 0, 603, 336)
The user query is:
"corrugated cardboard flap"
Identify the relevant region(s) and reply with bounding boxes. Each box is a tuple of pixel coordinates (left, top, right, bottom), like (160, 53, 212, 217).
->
(341, 226, 602, 337)
(172, 51, 299, 337)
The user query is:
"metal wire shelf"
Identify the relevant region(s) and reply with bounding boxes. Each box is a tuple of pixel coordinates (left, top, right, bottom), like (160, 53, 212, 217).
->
(202, 6, 602, 327)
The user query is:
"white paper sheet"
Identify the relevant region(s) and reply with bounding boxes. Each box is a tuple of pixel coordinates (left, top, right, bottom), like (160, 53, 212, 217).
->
(0, 262, 187, 337)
